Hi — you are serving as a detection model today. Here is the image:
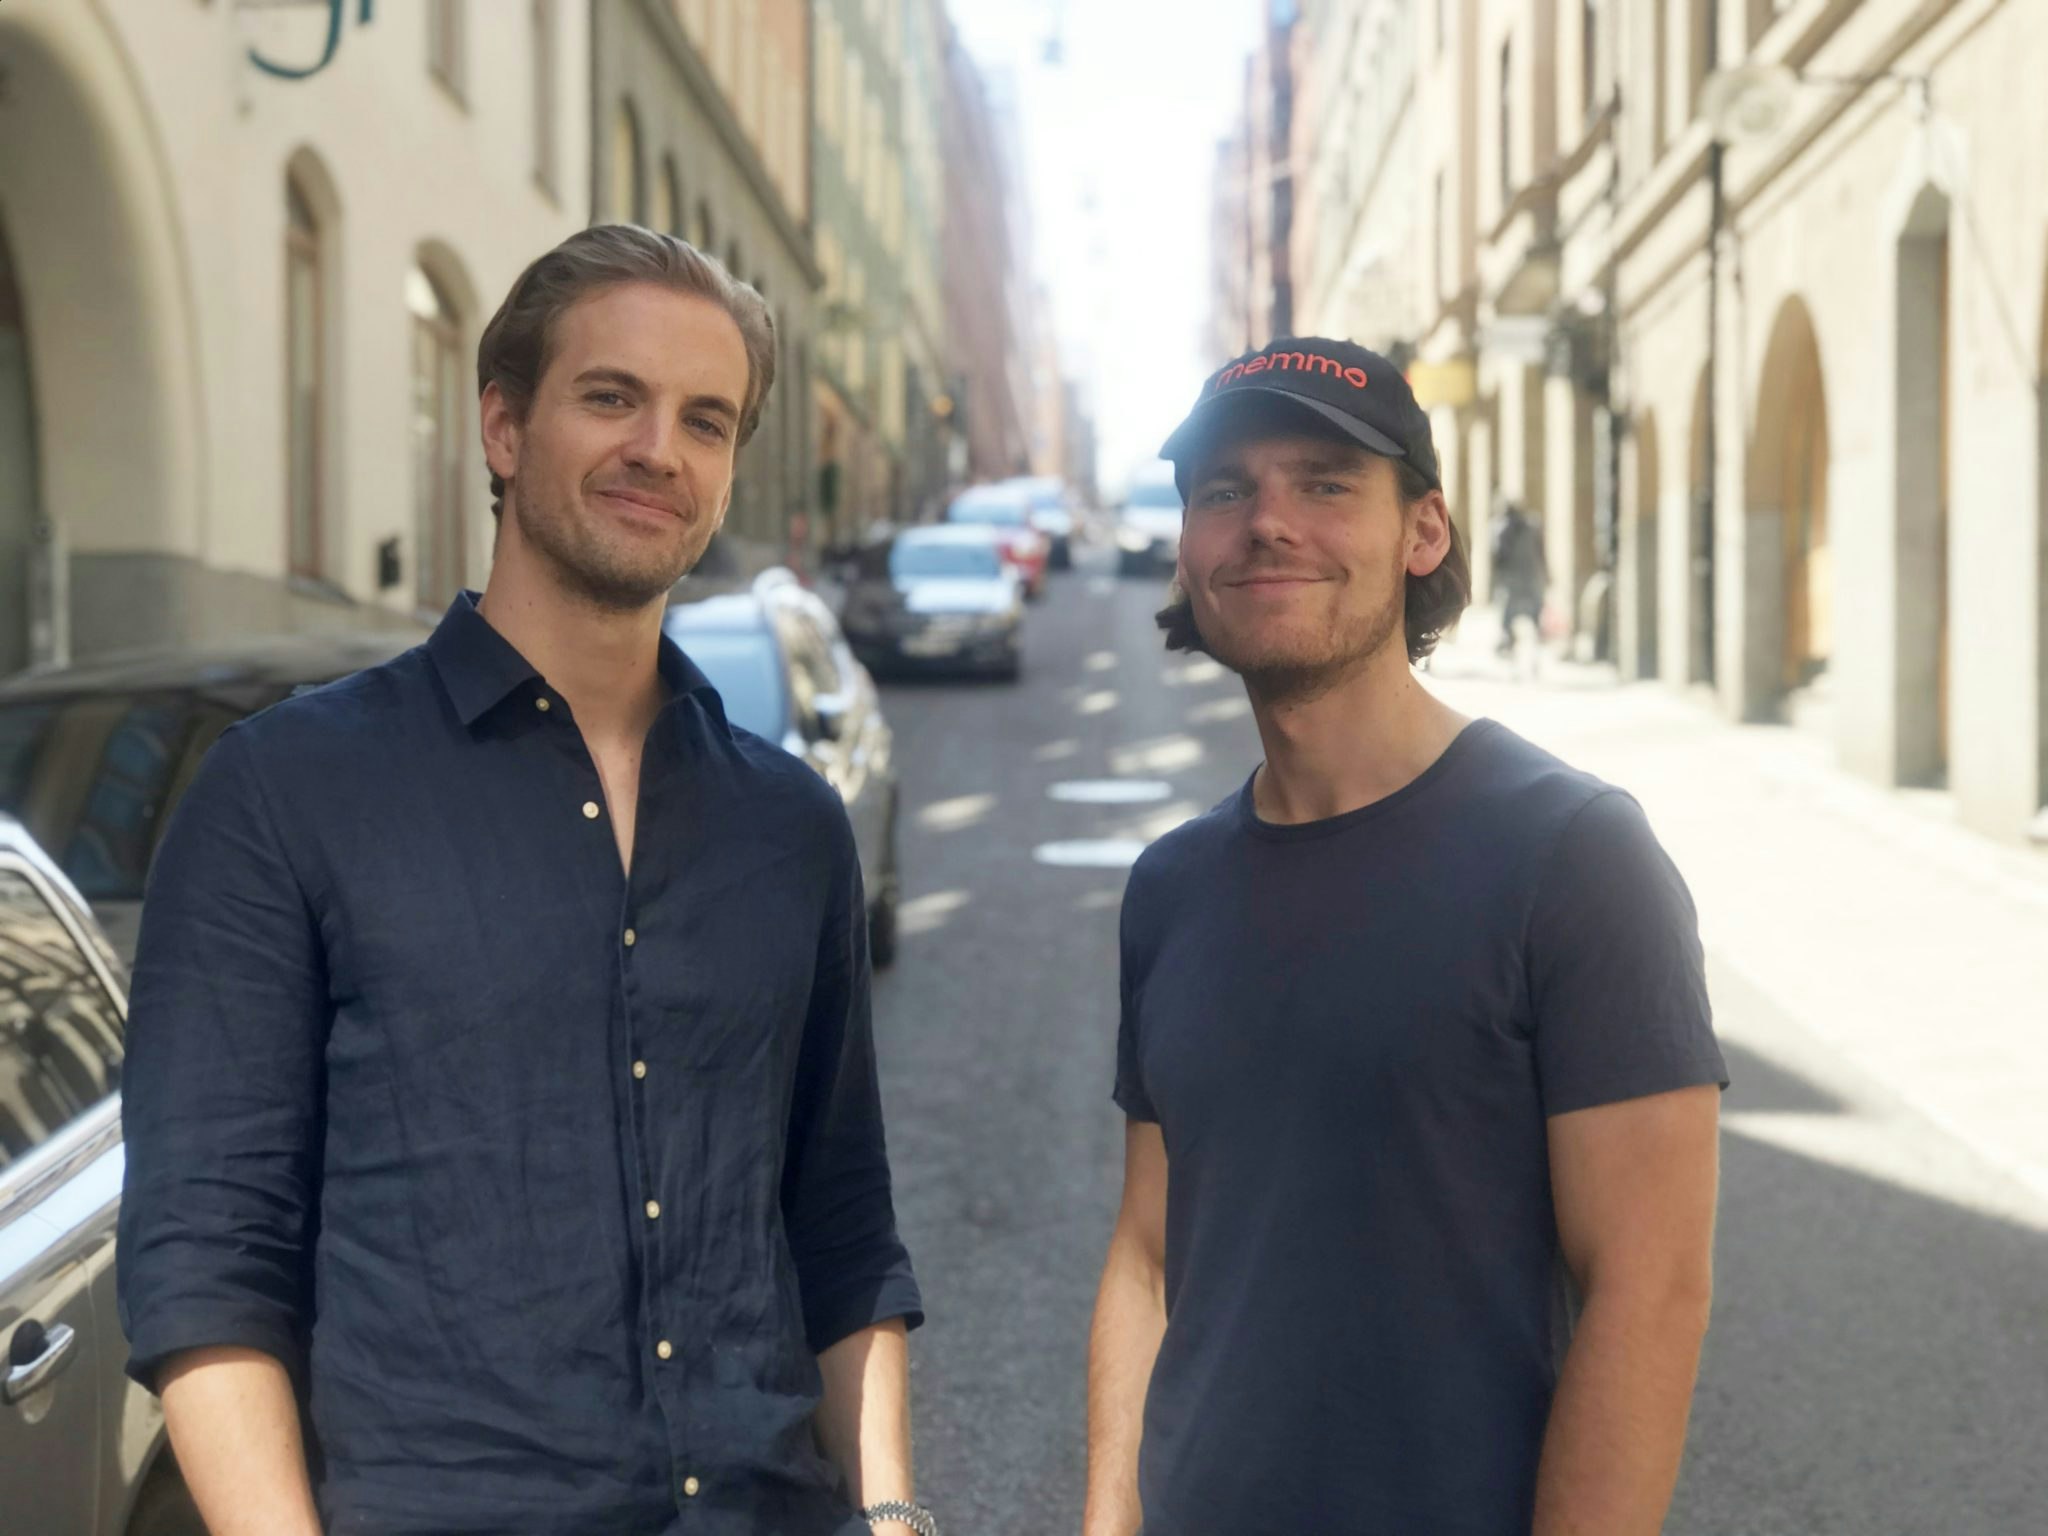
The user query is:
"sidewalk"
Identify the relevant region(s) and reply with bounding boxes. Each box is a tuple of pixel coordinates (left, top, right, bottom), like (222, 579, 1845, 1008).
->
(1429, 613, 2048, 1214)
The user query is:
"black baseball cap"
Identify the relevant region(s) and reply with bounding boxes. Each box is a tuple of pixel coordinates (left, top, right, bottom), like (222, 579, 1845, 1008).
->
(1160, 338, 1441, 494)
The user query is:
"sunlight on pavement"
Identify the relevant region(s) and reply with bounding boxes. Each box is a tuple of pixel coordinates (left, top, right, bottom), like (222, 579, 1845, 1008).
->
(1187, 695, 1251, 724)
(1110, 734, 1206, 775)
(1078, 689, 1120, 715)
(1047, 779, 1175, 804)
(918, 793, 999, 833)
(1033, 738, 1081, 763)
(1073, 888, 1125, 912)
(1084, 651, 1119, 673)
(1131, 802, 1205, 842)
(1163, 659, 1229, 688)
(1032, 839, 1149, 869)
(899, 889, 972, 937)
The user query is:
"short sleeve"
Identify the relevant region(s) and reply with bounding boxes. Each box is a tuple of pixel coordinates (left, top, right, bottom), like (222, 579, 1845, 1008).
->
(1112, 881, 1159, 1123)
(1526, 790, 1726, 1117)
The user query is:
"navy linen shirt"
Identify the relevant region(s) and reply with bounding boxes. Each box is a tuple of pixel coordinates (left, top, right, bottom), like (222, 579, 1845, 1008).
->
(117, 594, 922, 1536)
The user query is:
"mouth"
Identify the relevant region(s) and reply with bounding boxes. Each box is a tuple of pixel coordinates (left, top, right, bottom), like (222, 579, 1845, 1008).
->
(1225, 574, 1327, 590)
(594, 488, 683, 522)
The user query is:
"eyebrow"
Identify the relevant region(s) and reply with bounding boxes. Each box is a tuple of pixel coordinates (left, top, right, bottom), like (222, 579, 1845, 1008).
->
(571, 368, 741, 422)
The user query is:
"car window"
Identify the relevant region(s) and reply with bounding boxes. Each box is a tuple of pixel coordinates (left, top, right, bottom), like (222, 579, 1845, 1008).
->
(0, 865, 125, 1168)
(1124, 481, 1183, 509)
(945, 489, 1028, 527)
(891, 542, 1003, 579)
(673, 628, 789, 742)
(0, 692, 235, 904)
(774, 611, 845, 739)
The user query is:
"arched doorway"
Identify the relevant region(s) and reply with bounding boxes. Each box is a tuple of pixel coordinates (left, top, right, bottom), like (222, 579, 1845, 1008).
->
(0, 9, 198, 663)
(1632, 410, 1661, 678)
(1749, 297, 1831, 708)
(0, 212, 38, 678)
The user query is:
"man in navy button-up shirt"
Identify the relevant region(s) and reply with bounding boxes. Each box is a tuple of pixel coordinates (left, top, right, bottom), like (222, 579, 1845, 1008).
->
(117, 227, 924, 1536)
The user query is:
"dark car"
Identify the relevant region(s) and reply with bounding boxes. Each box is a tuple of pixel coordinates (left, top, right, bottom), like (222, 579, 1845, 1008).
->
(662, 572, 903, 966)
(0, 574, 903, 968)
(839, 526, 1026, 683)
(0, 814, 206, 1535)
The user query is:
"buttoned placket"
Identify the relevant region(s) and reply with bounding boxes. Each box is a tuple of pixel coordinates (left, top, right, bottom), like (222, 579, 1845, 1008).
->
(535, 682, 706, 1509)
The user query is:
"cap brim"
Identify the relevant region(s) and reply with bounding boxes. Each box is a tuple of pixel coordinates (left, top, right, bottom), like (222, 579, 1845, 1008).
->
(1161, 384, 1409, 468)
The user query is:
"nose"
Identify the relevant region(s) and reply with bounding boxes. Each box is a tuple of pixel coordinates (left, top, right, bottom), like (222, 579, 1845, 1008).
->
(1241, 480, 1298, 547)
(621, 406, 684, 480)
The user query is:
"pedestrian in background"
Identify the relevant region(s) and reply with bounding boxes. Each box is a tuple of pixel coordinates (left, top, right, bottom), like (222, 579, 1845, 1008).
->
(1084, 338, 1725, 1536)
(1492, 493, 1548, 669)
(117, 226, 933, 1536)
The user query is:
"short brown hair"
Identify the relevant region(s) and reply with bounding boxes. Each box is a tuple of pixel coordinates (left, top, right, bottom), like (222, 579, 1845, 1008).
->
(1156, 457, 1473, 664)
(476, 224, 776, 513)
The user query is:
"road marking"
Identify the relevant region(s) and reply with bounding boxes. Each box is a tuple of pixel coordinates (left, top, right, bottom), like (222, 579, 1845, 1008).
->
(1078, 689, 1119, 715)
(1047, 779, 1175, 805)
(1032, 838, 1149, 869)
(900, 889, 972, 936)
(918, 793, 997, 832)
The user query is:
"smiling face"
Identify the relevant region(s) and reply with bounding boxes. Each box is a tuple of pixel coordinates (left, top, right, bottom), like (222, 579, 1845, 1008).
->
(482, 281, 751, 612)
(1177, 408, 1448, 702)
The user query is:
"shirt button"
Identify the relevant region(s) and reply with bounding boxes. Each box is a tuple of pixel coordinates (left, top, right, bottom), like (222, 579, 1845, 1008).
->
(623, 927, 637, 947)
(645, 1199, 661, 1220)
(656, 1339, 673, 1360)
(683, 1476, 701, 1497)
(535, 697, 552, 712)
(582, 800, 601, 820)
(632, 1059, 648, 1080)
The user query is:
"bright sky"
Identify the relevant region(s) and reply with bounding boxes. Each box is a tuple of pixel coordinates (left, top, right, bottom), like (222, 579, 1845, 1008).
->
(947, 0, 1261, 498)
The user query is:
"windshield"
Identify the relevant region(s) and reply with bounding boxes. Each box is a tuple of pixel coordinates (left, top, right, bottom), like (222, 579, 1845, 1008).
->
(946, 489, 1029, 527)
(1125, 481, 1183, 511)
(892, 542, 1004, 580)
(672, 630, 787, 741)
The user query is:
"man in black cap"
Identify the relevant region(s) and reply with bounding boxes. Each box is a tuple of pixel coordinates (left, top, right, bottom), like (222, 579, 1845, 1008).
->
(1082, 338, 1726, 1536)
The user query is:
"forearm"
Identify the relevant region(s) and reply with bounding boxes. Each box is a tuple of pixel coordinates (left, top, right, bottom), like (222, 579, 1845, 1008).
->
(160, 1347, 322, 1536)
(816, 1319, 914, 1514)
(1083, 1234, 1167, 1536)
(1531, 1288, 1711, 1536)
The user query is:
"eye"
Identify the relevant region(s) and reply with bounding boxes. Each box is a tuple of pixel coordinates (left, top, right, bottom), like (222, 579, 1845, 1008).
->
(1311, 481, 1352, 496)
(1196, 486, 1241, 506)
(587, 390, 629, 408)
(688, 415, 730, 440)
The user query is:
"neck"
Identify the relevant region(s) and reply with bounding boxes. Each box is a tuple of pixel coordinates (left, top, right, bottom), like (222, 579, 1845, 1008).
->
(477, 545, 668, 746)
(1245, 642, 1470, 824)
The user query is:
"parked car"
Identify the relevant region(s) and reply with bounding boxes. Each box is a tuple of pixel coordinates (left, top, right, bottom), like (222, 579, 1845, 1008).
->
(1002, 475, 1078, 570)
(839, 526, 1026, 683)
(1115, 463, 1186, 577)
(0, 575, 902, 967)
(942, 483, 1050, 598)
(663, 572, 902, 966)
(0, 815, 206, 1535)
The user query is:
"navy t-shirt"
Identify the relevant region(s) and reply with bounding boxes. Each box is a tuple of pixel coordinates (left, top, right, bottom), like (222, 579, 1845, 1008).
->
(1114, 719, 1726, 1536)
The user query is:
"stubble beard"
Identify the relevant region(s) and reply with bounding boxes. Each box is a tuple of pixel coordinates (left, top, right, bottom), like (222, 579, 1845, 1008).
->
(510, 474, 714, 614)
(1199, 564, 1407, 710)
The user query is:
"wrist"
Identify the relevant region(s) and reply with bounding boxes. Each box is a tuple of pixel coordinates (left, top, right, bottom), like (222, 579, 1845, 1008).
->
(860, 1499, 940, 1536)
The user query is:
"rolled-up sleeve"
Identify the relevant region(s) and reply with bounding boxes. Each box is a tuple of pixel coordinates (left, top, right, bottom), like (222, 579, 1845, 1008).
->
(116, 724, 328, 1392)
(780, 818, 922, 1355)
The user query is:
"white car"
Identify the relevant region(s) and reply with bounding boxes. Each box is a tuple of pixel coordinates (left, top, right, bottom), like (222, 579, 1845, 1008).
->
(1115, 466, 1185, 576)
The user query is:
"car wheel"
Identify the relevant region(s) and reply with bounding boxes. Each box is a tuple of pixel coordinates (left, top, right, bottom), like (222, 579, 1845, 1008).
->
(1117, 551, 1144, 577)
(867, 794, 901, 971)
(126, 1461, 207, 1536)
(995, 649, 1023, 684)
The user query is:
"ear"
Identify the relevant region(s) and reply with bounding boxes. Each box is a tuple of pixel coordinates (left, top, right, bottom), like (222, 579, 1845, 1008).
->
(1406, 489, 1453, 578)
(480, 381, 523, 489)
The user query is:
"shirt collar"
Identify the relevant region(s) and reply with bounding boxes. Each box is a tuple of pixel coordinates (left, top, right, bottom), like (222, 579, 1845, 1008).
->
(426, 591, 728, 738)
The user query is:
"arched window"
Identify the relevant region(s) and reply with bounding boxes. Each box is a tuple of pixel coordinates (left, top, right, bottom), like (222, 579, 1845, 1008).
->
(285, 174, 324, 579)
(408, 266, 465, 608)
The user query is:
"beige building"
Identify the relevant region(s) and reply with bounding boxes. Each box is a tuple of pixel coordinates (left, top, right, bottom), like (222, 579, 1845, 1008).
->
(0, 0, 591, 673)
(1293, 0, 2048, 846)
(595, 0, 817, 567)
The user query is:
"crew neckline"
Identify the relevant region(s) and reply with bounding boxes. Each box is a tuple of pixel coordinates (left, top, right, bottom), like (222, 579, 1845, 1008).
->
(1235, 718, 1498, 842)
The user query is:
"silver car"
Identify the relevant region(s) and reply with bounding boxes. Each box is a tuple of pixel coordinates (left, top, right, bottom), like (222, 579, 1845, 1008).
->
(0, 816, 202, 1534)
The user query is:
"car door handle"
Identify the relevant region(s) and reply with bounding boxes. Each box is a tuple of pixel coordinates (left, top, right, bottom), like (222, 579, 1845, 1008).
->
(4, 1320, 79, 1404)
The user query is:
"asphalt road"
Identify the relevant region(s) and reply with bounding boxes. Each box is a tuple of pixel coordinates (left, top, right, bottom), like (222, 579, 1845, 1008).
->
(868, 550, 2048, 1535)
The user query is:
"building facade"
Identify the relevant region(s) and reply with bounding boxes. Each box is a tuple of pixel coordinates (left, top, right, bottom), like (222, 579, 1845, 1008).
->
(0, 0, 591, 671)
(594, 0, 818, 569)
(940, 21, 1033, 483)
(1287, 0, 2048, 846)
